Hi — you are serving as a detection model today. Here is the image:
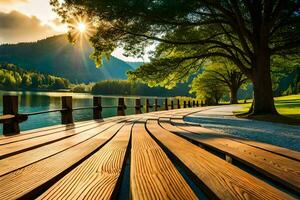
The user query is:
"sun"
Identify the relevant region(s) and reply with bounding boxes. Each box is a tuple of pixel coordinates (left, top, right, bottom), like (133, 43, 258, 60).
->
(77, 22, 86, 33)
(68, 16, 95, 42)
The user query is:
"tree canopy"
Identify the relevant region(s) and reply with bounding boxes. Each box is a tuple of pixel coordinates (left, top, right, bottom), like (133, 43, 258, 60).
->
(190, 72, 228, 105)
(51, 0, 300, 115)
(193, 61, 248, 104)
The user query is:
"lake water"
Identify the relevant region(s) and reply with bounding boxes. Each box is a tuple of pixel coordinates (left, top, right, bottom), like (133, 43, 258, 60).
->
(0, 91, 170, 134)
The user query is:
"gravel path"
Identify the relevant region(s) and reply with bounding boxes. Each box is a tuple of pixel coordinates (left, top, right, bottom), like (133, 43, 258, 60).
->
(185, 105, 300, 151)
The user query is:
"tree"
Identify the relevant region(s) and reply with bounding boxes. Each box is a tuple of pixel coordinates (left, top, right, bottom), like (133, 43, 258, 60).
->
(51, 0, 300, 115)
(202, 62, 248, 104)
(190, 73, 227, 105)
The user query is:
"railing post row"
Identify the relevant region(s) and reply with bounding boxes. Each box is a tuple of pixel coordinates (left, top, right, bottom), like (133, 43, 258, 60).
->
(93, 96, 102, 119)
(145, 98, 150, 113)
(3, 95, 20, 135)
(177, 99, 180, 109)
(135, 99, 142, 114)
(154, 98, 158, 111)
(117, 97, 126, 116)
(61, 96, 73, 124)
(164, 98, 168, 110)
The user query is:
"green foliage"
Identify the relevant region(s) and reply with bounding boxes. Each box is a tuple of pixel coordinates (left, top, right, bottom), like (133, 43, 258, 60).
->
(0, 63, 70, 90)
(51, 0, 300, 82)
(91, 80, 192, 97)
(70, 83, 95, 93)
(190, 72, 228, 105)
(189, 61, 248, 104)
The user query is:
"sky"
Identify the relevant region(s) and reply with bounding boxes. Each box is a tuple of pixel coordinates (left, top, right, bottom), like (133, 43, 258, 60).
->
(0, 0, 148, 62)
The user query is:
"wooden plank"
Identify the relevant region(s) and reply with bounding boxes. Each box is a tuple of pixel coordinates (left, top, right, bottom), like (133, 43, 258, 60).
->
(0, 119, 97, 144)
(130, 120, 197, 200)
(0, 120, 125, 176)
(161, 118, 300, 193)
(146, 119, 294, 200)
(171, 118, 300, 162)
(0, 121, 126, 200)
(0, 119, 117, 159)
(233, 139, 300, 162)
(0, 116, 125, 145)
(38, 122, 133, 200)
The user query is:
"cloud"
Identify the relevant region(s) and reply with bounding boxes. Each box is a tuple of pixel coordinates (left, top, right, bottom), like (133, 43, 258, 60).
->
(0, 0, 27, 4)
(0, 10, 59, 44)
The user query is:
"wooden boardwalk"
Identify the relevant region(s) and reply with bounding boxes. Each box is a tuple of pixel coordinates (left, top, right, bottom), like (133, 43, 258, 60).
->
(0, 107, 299, 199)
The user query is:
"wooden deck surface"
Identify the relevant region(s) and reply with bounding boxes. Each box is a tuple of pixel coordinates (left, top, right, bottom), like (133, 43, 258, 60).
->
(0, 107, 299, 199)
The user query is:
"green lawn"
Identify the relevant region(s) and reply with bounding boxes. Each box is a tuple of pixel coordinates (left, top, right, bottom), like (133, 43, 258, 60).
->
(235, 94, 300, 120)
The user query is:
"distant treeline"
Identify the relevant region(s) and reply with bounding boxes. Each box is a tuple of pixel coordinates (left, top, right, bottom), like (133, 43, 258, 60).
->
(0, 63, 69, 90)
(91, 80, 192, 97)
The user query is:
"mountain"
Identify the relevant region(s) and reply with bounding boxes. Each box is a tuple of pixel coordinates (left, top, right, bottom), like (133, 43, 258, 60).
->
(0, 35, 134, 83)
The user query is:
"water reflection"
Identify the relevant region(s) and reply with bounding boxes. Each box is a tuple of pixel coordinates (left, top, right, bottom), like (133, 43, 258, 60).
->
(0, 91, 171, 134)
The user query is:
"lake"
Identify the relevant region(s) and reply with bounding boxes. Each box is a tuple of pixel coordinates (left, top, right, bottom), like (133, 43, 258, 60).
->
(0, 91, 170, 134)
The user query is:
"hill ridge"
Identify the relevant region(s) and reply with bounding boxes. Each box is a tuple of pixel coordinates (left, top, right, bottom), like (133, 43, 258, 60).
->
(0, 34, 134, 83)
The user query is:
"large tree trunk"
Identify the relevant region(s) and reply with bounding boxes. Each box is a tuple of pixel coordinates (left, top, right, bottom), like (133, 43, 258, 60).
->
(250, 47, 277, 115)
(229, 87, 238, 104)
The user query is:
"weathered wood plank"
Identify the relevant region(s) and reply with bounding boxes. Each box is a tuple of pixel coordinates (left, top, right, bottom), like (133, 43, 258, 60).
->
(38, 121, 133, 200)
(146, 119, 294, 200)
(182, 112, 300, 161)
(161, 118, 300, 193)
(0, 120, 124, 176)
(233, 139, 300, 162)
(0, 120, 97, 144)
(0, 120, 117, 159)
(130, 120, 197, 200)
(0, 121, 126, 200)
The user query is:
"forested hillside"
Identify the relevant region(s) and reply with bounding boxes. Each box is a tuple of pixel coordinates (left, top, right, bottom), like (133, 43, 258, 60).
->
(0, 63, 69, 90)
(0, 35, 133, 83)
(92, 80, 192, 97)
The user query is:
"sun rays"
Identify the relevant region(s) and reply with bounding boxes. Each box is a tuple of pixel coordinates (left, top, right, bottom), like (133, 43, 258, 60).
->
(68, 15, 95, 42)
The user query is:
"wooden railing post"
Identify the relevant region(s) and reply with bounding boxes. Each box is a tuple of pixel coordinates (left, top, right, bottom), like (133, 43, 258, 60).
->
(164, 98, 168, 110)
(184, 101, 187, 108)
(117, 97, 126, 116)
(145, 98, 150, 113)
(171, 100, 174, 109)
(3, 95, 20, 135)
(154, 98, 158, 111)
(177, 99, 180, 109)
(93, 96, 102, 119)
(61, 96, 73, 124)
(135, 99, 142, 114)
(201, 100, 204, 107)
(193, 100, 195, 107)
(196, 101, 199, 107)
(188, 101, 191, 108)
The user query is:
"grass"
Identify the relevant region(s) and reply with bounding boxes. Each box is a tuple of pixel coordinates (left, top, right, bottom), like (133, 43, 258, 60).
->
(234, 94, 300, 125)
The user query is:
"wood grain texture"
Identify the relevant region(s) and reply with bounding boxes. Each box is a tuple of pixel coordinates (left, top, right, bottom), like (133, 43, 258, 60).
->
(38, 122, 133, 200)
(0, 120, 124, 176)
(0, 120, 96, 145)
(131, 120, 198, 200)
(0, 121, 113, 158)
(161, 118, 300, 193)
(146, 119, 294, 200)
(0, 122, 126, 200)
(171, 116, 300, 161)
